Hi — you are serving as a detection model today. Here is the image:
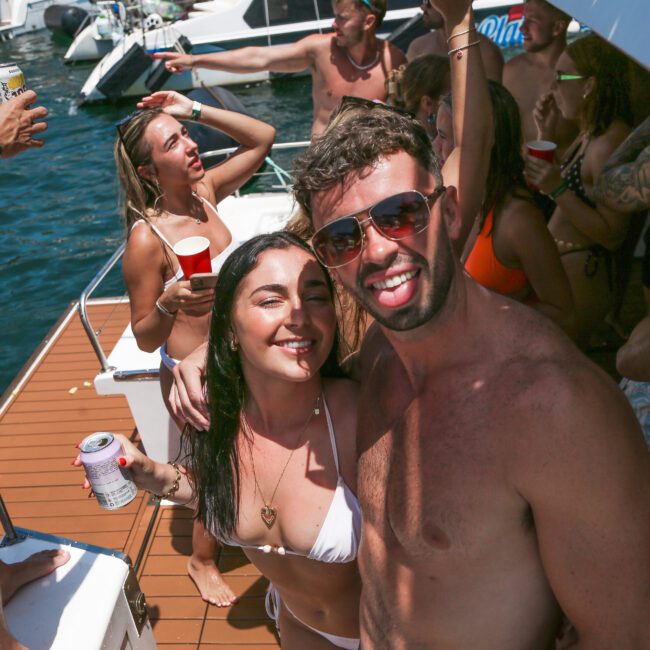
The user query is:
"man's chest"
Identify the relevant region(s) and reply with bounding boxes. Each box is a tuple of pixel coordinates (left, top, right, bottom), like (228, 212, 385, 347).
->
(357, 386, 525, 557)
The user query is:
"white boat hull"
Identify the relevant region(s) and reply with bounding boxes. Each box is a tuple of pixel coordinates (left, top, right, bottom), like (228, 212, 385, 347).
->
(64, 22, 114, 62)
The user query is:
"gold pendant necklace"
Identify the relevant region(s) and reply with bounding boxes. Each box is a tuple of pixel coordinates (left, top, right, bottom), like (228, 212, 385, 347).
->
(242, 392, 321, 530)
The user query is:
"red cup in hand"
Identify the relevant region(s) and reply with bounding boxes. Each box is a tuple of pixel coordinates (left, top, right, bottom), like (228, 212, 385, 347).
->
(173, 236, 211, 278)
(527, 140, 557, 162)
(526, 140, 557, 190)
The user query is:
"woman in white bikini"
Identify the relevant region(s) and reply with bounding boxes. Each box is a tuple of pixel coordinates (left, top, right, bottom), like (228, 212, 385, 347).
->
(79, 233, 362, 649)
(114, 90, 275, 607)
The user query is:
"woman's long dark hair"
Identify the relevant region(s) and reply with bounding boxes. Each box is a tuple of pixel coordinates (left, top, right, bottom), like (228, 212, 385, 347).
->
(480, 80, 532, 231)
(185, 232, 345, 539)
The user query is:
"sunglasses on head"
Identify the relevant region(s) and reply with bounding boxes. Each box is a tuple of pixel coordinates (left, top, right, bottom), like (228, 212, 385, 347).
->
(339, 95, 415, 119)
(555, 71, 585, 82)
(311, 188, 446, 269)
(115, 110, 142, 150)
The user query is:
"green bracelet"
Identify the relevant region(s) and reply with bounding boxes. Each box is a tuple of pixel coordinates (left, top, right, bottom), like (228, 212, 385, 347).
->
(550, 181, 568, 200)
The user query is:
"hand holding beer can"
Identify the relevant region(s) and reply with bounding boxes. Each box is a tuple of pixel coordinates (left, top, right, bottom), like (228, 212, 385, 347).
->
(0, 63, 27, 103)
(79, 432, 138, 510)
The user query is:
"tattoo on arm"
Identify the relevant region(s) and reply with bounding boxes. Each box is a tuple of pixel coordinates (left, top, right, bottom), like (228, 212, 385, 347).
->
(596, 146, 650, 212)
(603, 116, 650, 171)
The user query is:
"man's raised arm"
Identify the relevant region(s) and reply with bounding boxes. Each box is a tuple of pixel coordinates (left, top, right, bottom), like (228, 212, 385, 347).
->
(434, 0, 492, 249)
(153, 35, 319, 75)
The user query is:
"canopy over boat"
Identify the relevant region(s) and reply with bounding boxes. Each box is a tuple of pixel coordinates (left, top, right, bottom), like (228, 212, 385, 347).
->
(550, 0, 649, 69)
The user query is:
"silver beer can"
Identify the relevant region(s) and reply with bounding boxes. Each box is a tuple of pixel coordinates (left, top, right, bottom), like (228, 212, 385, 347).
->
(0, 63, 27, 103)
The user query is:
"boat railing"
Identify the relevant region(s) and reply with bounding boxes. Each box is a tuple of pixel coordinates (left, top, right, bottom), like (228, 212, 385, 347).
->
(78, 140, 309, 372)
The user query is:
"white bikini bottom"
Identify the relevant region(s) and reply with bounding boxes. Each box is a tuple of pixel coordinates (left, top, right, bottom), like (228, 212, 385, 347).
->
(265, 584, 360, 649)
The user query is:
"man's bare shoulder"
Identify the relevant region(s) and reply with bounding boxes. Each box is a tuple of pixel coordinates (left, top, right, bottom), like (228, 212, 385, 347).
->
(384, 39, 407, 67)
(503, 51, 533, 80)
(301, 32, 336, 56)
(406, 31, 441, 60)
(498, 318, 645, 460)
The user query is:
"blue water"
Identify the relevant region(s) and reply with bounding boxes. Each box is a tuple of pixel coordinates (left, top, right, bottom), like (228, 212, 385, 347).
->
(0, 32, 313, 394)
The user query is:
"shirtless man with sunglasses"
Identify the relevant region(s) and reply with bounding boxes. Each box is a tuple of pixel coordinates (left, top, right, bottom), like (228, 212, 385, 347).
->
(170, 1, 650, 646)
(152, 0, 406, 137)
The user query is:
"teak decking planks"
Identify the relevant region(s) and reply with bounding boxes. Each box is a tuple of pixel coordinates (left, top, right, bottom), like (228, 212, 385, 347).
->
(0, 300, 279, 648)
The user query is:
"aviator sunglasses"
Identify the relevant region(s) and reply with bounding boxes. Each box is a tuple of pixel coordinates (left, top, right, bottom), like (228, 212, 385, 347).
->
(311, 188, 446, 269)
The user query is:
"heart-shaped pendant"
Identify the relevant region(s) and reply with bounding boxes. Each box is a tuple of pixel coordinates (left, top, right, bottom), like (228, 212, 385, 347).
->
(260, 505, 277, 529)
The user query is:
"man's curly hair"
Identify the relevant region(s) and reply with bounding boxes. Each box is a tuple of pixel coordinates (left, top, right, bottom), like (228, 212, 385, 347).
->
(293, 104, 440, 222)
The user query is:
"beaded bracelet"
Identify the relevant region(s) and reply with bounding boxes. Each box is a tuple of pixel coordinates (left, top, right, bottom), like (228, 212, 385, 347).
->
(448, 40, 481, 59)
(155, 299, 177, 318)
(154, 462, 182, 500)
(447, 27, 476, 43)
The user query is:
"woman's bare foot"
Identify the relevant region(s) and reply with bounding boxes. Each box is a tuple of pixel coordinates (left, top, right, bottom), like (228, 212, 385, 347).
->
(0, 549, 71, 605)
(187, 556, 238, 607)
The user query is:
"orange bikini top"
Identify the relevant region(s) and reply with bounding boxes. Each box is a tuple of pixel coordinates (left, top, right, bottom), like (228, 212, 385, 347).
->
(464, 207, 529, 297)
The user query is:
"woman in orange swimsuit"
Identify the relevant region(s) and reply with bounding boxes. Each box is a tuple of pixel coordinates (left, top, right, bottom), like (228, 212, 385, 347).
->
(434, 81, 575, 334)
(525, 35, 634, 348)
(115, 90, 275, 608)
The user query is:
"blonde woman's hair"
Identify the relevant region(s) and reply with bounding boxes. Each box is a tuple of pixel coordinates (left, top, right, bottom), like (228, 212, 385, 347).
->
(114, 108, 166, 232)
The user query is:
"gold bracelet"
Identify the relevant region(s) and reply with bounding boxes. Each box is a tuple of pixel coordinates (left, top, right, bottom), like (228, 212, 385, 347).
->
(154, 462, 181, 500)
(447, 27, 476, 43)
(448, 40, 481, 59)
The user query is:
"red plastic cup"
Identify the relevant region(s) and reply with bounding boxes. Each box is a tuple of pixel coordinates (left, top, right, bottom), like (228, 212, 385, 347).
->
(526, 140, 557, 190)
(173, 236, 211, 278)
(527, 140, 557, 162)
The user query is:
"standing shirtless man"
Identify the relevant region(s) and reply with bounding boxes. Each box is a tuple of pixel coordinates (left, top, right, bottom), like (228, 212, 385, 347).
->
(291, 0, 650, 645)
(406, 0, 503, 82)
(154, 0, 406, 136)
(503, 0, 576, 155)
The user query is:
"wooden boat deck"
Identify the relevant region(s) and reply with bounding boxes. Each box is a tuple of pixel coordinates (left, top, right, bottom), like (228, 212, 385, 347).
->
(0, 300, 280, 649)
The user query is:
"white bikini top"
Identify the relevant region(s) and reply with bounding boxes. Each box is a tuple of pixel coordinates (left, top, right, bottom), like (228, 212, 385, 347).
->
(130, 195, 239, 290)
(223, 395, 362, 564)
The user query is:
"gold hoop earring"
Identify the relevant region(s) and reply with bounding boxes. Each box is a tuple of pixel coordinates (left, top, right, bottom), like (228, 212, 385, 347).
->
(229, 338, 239, 352)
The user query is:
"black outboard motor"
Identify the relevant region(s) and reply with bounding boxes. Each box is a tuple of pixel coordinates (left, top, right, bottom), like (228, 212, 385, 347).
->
(182, 86, 251, 169)
(45, 4, 90, 38)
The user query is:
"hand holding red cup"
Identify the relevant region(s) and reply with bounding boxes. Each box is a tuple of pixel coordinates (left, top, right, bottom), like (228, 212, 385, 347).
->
(525, 140, 558, 192)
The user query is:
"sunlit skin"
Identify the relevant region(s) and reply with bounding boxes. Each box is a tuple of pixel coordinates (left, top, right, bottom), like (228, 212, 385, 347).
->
(232, 248, 338, 387)
(311, 152, 457, 334)
(432, 102, 454, 165)
(139, 114, 205, 192)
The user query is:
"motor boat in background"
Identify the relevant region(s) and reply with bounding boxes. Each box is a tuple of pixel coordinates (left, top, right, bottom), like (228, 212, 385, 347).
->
(63, 0, 187, 63)
(78, 0, 421, 103)
(0, 0, 88, 40)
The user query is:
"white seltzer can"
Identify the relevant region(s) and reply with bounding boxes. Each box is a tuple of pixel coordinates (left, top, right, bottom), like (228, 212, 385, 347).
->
(79, 432, 138, 510)
(0, 63, 26, 103)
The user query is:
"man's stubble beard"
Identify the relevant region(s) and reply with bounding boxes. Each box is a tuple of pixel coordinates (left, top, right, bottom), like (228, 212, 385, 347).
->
(350, 229, 456, 332)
